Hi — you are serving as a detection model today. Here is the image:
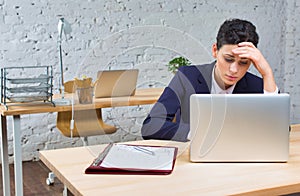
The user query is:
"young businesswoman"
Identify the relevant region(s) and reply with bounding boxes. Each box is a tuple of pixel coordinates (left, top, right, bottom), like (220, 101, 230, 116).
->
(141, 18, 278, 141)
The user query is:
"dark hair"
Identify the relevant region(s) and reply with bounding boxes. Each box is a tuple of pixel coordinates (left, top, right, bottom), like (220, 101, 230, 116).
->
(216, 18, 259, 49)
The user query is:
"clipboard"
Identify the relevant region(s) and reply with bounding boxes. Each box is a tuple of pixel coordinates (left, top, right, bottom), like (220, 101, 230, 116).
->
(85, 143, 178, 175)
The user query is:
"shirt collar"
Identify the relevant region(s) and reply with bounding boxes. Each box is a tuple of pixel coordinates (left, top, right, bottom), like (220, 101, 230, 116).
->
(211, 66, 236, 94)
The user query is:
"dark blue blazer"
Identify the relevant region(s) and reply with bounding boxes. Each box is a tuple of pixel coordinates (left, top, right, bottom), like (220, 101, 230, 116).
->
(141, 62, 264, 141)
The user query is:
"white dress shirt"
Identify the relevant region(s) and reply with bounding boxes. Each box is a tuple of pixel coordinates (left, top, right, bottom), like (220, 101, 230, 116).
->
(211, 67, 236, 94)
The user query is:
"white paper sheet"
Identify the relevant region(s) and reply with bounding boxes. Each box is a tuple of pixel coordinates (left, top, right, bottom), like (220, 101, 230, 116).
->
(100, 144, 176, 170)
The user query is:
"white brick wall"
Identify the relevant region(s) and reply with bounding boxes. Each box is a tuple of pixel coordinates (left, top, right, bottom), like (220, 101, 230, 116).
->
(0, 0, 299, 162)
(285, 0, 300, 123)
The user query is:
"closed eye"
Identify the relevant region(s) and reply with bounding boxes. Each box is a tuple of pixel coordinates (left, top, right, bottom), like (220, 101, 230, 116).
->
(239, 60, 249, 65)
(224, 58, 234, 63)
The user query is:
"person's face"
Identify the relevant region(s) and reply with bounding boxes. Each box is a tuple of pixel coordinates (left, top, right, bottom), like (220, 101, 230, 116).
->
(212, 43, 252, 89)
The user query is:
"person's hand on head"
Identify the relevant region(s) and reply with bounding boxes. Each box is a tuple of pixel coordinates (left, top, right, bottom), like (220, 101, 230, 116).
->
(232, 42, 277, 92)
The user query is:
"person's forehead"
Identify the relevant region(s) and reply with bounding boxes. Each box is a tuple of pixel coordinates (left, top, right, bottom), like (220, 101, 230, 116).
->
(219, 44, 239, 51)
(218, 45, 250, 60)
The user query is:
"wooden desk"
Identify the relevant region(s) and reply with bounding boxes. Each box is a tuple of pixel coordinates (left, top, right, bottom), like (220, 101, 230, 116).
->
(0, 88, 163, 116)
(0, 88, 163, 196)
(39, 125, 300, 196)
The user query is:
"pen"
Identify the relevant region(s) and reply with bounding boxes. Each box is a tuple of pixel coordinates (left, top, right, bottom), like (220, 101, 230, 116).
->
(133, 146, 155, 156)
(93, 143, 114, 166)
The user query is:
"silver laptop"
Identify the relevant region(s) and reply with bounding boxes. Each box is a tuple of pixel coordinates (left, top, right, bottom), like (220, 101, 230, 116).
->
(94, 69, 139, 98)
(189, 94, 290, 162)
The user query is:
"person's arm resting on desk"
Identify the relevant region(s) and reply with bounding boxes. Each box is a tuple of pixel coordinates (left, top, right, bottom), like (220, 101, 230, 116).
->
(141, 69, 191, 142)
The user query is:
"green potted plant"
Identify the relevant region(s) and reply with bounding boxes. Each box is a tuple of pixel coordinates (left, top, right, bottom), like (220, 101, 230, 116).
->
(166, 56, 191, 74)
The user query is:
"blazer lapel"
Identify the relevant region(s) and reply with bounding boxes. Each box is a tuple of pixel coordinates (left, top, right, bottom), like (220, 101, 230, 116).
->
(195, 62, 215, 93)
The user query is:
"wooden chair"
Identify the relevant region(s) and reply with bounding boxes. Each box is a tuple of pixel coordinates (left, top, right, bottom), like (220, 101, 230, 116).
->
(56, 80, 117, 143)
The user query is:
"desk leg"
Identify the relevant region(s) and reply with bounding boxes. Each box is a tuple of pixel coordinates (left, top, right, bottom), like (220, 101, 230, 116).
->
(1, 115, 10, 196)
(13, 115, 23, 196)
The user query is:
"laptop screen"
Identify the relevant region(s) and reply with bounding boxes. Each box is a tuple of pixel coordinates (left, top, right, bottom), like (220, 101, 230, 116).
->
(94, 69, 139, 98)
(189, 94, 290, 162)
